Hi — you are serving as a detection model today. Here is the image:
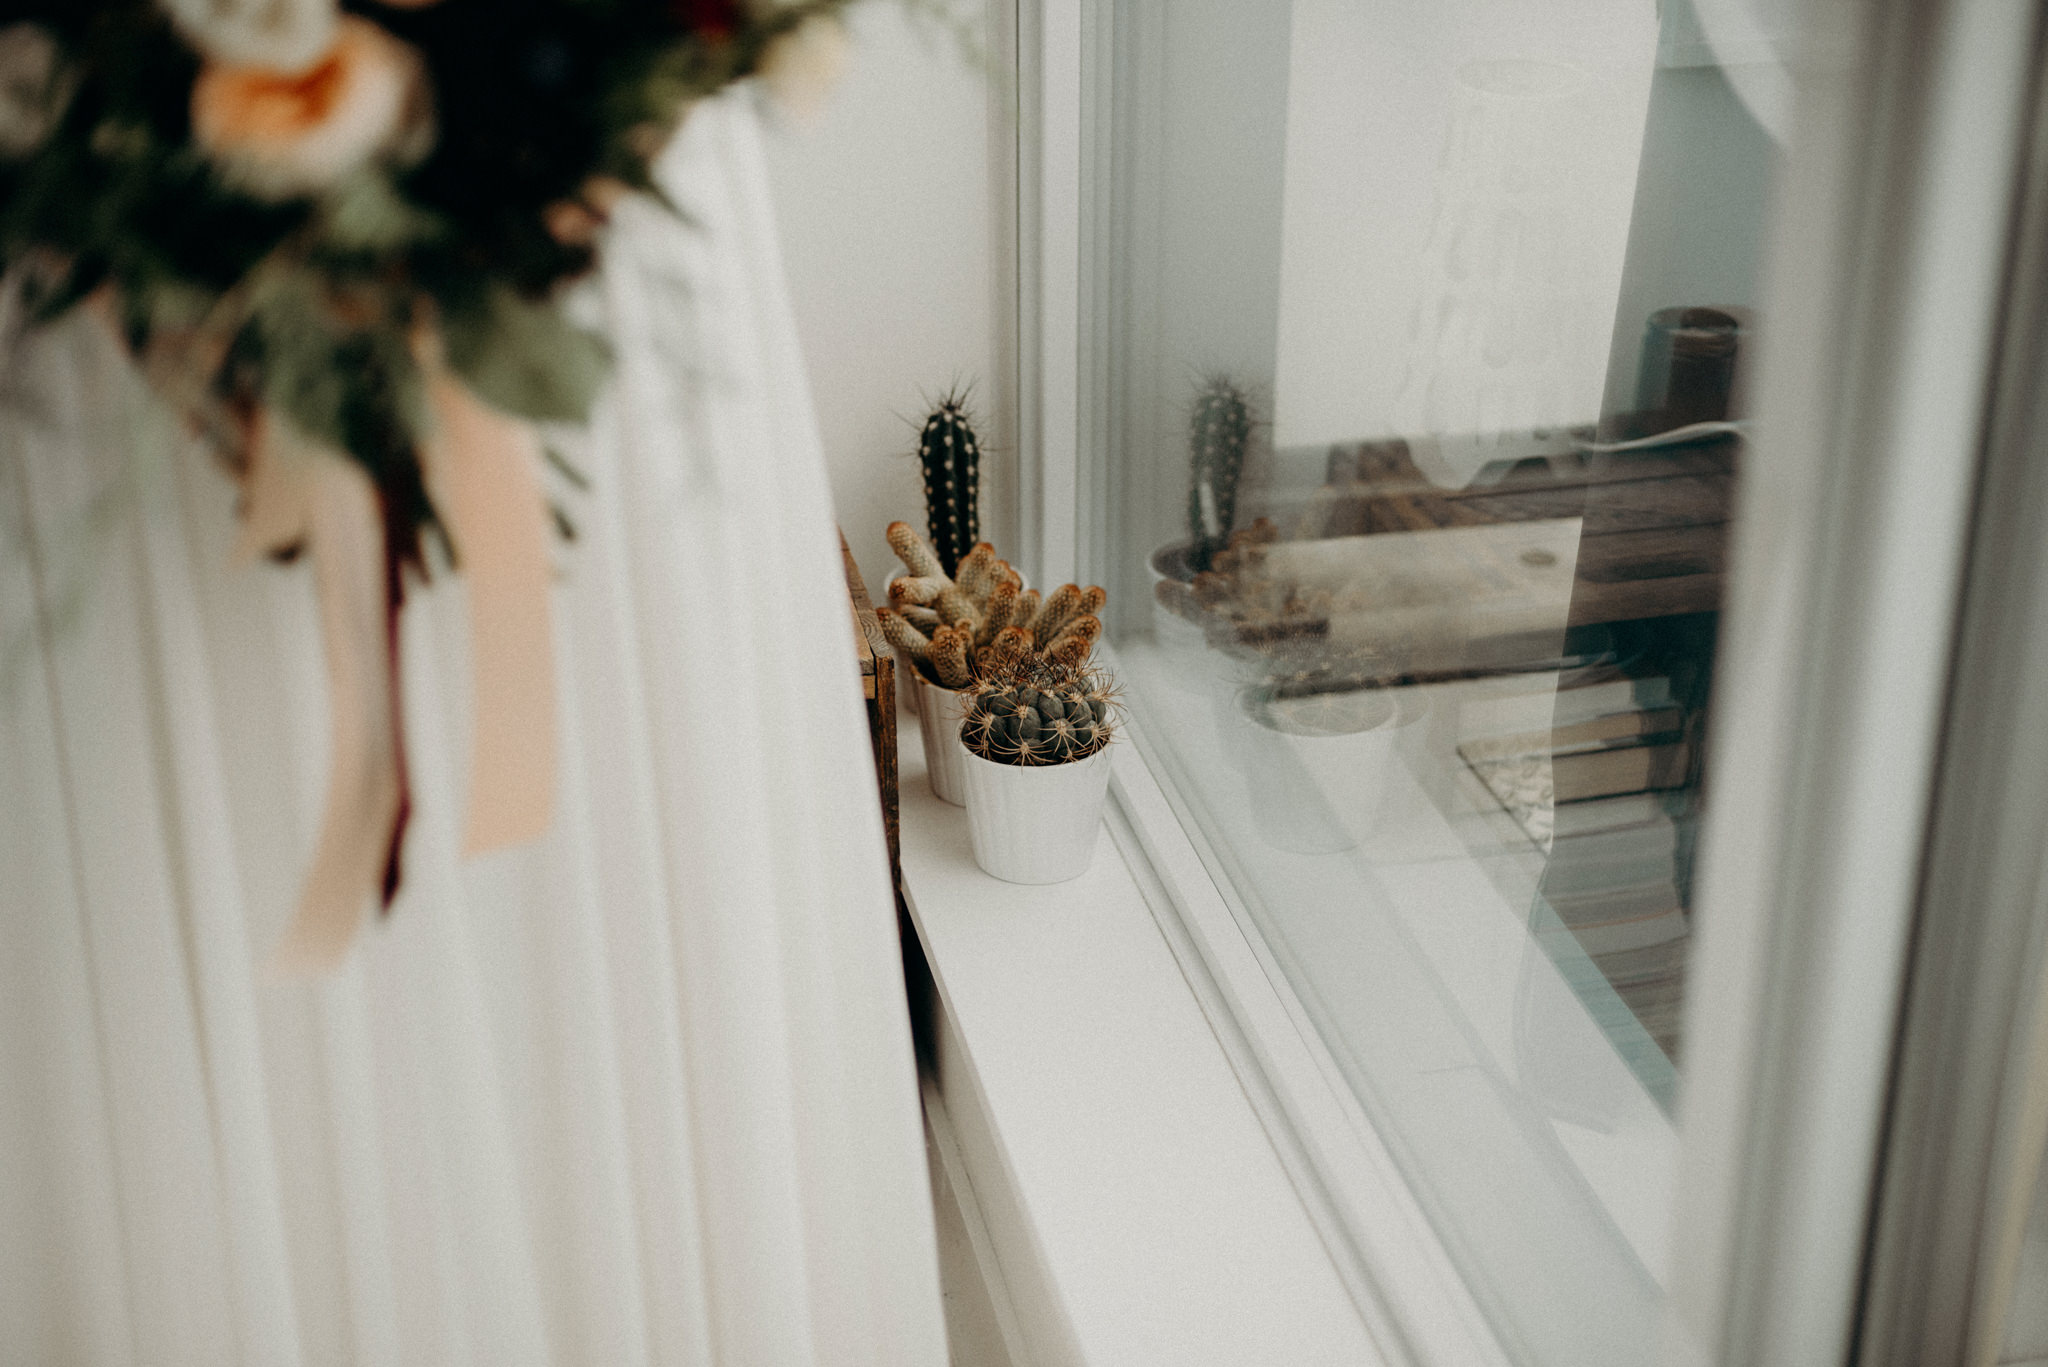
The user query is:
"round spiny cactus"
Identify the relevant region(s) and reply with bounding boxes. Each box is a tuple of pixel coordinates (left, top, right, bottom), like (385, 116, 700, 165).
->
(960, 659, 1120, 767)
(1188, 376, 1253, 573)
(917, 390, 984, 578)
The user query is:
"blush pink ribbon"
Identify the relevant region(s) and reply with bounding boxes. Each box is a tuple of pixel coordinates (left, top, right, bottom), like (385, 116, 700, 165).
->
(414, 351, 559, 859)
(247, 362, 557, 972)
(238, 412, 409, 974)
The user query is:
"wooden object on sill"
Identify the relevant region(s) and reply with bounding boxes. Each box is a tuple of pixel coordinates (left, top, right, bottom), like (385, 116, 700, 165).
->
(1320, 436, 1737, 628)
(840, 531, 900, 896)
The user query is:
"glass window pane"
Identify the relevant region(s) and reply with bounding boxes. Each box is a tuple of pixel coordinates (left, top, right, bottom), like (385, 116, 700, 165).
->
(1084, 2, 1791, 1360)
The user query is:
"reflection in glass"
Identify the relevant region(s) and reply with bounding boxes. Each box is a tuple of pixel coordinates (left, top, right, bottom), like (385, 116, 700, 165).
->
(1087, 0, 1786, 1361)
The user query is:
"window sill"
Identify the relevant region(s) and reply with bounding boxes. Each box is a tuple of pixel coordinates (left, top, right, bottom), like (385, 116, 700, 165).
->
(895, 698, 1384, 1367)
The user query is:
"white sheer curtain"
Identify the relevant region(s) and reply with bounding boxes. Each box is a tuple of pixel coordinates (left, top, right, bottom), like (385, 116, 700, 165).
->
(0, 91, 946, 1367)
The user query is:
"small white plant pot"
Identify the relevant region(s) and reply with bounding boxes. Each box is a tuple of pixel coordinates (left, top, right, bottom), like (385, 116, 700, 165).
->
(1231, 684, 1419, 855)
(912, 669, 975, 805)
(894, 646, 923, 714)
(959, 743, 1115, 884)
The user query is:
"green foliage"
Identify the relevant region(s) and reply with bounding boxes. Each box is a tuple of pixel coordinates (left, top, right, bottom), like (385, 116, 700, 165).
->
(917, 388, 982, 578)
(960, 658, 1118, 767)
(0, 0, 855, 549)
(441, 283, 611, 425)
(1187, 375, 1252, 574)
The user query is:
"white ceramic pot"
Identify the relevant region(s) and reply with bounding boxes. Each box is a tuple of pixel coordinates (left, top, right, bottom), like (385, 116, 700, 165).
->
(959, 742, 1115, 884)
(894, 647, 923, 714)
(1230, 684, 1423, 854)
(912, 669, 974, 805)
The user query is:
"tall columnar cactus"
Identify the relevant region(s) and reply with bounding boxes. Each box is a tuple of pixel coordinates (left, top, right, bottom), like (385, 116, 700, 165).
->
(917, 391, 984, 578)
(1187, 376, 1253, 573)
(960, 659, 1120, 767)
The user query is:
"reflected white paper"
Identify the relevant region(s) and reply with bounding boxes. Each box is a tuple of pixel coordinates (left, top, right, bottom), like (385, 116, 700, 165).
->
(1273, 0, 1659, 453)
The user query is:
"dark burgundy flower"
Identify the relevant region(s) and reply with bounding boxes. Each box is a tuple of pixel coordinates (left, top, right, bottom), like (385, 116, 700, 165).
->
(667, 0, 745, 39)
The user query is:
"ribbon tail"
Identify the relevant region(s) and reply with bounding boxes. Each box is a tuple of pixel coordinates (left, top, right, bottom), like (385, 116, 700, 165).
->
(270, 452, 406, 975)
(422, 373, 557, 855)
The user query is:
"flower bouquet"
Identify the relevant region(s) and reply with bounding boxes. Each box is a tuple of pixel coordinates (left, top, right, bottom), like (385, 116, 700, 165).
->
(0, 0, 854, 966)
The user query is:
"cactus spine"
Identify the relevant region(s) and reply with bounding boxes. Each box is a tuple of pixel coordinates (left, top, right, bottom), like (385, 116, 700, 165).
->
(917, 391, 984, 577)
(1187, 376, 1253, 573)
(959, 658, 1121, 766)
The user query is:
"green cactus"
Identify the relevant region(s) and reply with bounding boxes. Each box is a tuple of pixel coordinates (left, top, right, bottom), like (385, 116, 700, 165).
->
(960, 659, 1119, 766)
(1187, 376, 1253, 574)
(917, 390, 984, 578)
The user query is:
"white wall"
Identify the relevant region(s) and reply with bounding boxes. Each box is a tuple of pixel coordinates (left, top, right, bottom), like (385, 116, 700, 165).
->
(759, 1, 1007, 599)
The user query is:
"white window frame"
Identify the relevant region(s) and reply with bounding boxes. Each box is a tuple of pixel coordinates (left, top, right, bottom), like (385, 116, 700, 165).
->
(1004, 1, 2048, 1365)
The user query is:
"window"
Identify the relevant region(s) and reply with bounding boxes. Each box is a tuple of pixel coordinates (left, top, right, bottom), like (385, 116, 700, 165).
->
(1029, 0, 2048, 1363)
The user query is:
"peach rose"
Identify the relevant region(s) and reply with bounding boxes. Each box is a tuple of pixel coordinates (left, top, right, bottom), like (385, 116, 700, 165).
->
(191, 15, 430, 200)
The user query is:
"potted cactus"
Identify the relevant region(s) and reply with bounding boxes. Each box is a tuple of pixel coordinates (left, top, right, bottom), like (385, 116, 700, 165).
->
(1150, 375, 1255, 655)
(875, 522, 1106, 805)
(955, 657, 1122, 884)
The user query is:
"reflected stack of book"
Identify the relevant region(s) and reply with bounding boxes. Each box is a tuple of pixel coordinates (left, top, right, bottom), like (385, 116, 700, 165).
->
(1458, 672, 1698, 1060)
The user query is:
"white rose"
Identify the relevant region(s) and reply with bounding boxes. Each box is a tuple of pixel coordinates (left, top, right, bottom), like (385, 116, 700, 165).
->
(760, 14, 850, 127)
(160, 0, 339, 73)
(0, 23, 66, 159)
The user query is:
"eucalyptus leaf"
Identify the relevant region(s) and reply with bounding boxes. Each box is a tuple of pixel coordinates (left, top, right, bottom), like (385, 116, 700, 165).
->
(441, 284, 610, 425)
(256, 287, 334, 441)
(321, 173, 439, 251)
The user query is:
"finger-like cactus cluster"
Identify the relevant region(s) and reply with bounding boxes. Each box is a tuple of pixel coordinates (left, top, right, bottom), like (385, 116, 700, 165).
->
(1188, 376, 1254, 573)
(959, 657, 1121, 767)
(918, 391, 984, 577)
(875, 523, 1106, 690)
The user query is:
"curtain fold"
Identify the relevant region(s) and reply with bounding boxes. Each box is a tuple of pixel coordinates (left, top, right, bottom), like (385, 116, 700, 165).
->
(0, 90, 946, 1367)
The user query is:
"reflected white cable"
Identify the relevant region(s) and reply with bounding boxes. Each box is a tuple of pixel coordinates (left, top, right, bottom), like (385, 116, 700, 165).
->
(1573, 419, 1748, 453)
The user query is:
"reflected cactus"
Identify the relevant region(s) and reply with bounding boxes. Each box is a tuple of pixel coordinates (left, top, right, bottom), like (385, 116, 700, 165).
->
(1187, 376, 1253, 573)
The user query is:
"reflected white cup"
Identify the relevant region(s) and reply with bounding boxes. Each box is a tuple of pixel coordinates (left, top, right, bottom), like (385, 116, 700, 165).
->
(1230, 684, 1426, 854)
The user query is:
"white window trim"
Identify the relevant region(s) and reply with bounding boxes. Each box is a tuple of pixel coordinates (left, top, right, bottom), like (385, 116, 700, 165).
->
(1105, 714, 1513, 1367)
(1013, 2, 1665, 1361)
(1664, 2, 2040, 1363)
(897, 709, 1389, 1366)
(1005, 3, 1595, 1362)
(1011, 0, 1082, 589)
(1007, 4, 1526, 1361)
(1004, 4, 2048, 1367)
